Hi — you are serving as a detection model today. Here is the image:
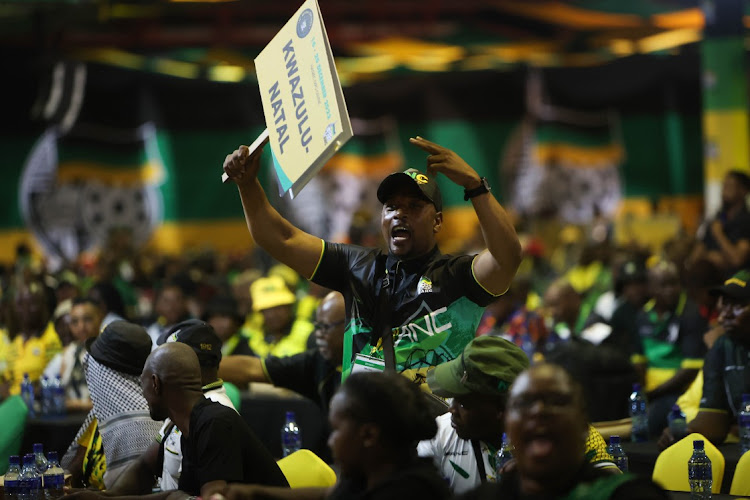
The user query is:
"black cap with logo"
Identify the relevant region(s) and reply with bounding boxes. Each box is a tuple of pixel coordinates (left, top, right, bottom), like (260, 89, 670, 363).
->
(377, 168, 443, 212)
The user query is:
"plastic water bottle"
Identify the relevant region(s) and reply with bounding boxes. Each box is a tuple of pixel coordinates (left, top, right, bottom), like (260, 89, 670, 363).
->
(607, 435, 629, 472)
(688, 440, 712, 499)
(32, 444, 48, 476)
(281, 411, 302, 457)
(52, 375, 65, 416)
(738, 393, 750, 454)
(39, 376, 49, 416)
(21, 373, 36, 418)
(668, 404, 688, 441)
(17, 454, 42, 500)
(5, 455, 21, 500)
(42, 452, 64, 500)
(629, 383, 648, 442)
(494, 432, 514, 477)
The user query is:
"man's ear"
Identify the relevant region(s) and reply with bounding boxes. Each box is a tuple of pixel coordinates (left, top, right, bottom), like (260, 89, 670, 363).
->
(434, 211, 443, 234)
(152, 373, 162, 396)
(360, 423, 380, 448)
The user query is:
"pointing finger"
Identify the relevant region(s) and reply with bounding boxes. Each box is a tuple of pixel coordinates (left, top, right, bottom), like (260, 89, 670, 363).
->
(409, 136, 442, 155)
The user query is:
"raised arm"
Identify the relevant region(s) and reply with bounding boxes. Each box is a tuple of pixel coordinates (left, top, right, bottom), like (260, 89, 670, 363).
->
(410, 136, 521, 295)
(223, 144, 324, 279)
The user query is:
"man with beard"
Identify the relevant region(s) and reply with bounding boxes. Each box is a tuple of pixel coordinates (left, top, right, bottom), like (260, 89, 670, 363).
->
(659, 269, 750, 448)
(689, 170, 750, 278)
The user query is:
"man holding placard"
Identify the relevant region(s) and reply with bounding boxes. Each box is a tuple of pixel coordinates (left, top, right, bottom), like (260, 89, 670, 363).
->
(223, 135, 521, 387)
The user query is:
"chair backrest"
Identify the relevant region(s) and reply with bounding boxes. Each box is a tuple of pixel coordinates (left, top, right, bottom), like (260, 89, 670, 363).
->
(652, 433, 725, 493)
(0, 395, 29, 474)
(223, 381, 242, 412)
(277, 449, 337, 488)
(730, 450, 750, 495)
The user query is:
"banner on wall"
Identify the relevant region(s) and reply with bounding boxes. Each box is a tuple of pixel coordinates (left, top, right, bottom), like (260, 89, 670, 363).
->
(254, 0, 353, 199)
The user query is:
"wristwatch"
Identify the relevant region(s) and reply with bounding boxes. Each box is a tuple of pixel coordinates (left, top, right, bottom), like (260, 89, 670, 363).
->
(464, 177, 491, 201)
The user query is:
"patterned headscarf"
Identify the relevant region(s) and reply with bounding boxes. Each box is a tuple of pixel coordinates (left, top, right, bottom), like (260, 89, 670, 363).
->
(83, 352, 163, 488)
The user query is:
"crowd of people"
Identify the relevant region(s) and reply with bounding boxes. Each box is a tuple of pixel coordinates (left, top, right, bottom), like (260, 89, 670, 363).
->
(0, 138, 748, 499)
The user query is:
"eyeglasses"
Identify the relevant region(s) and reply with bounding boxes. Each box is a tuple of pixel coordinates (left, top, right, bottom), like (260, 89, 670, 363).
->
(507, 392, 575, 413)
(313, 320, 345, 332)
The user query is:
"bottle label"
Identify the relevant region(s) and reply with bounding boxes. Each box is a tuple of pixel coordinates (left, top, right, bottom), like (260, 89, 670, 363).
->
(43, 474, 64, 489)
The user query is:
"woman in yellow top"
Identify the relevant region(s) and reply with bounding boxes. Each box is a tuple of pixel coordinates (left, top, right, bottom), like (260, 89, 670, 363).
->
(244, 276, 313, 358)
(2, 280, 62, 396)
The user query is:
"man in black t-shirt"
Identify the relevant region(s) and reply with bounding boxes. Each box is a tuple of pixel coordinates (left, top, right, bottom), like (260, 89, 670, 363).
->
(223, 137, 521, 384)
(142, 342, 288, 498)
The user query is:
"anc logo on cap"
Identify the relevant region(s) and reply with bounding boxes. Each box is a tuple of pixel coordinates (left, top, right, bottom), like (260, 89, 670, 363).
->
(406, 171, 429, 185)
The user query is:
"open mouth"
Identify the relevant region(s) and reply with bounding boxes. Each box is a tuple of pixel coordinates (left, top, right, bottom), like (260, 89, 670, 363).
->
(391, 225, 411, 242)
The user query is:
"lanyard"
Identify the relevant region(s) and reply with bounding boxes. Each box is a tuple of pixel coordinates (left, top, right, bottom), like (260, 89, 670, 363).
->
(471, 440, 487, 484)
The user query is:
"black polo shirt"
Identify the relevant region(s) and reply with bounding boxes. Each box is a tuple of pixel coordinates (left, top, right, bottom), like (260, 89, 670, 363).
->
(311, 242, 498, 382)
(700, 335, 750, 417)
(263, 348, 340, 414)
(178, 399, 289, 495)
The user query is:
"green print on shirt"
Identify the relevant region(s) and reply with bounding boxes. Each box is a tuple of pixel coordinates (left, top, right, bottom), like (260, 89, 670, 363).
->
(341, 296, 485, 379)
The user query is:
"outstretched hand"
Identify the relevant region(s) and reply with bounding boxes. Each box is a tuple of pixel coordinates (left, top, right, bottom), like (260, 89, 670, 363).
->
(223, 140, 267, 187)
(409, 136, 481, 190)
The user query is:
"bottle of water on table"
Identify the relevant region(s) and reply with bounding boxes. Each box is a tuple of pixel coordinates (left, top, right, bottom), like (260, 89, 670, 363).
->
(52, 375, 66, 416)
(688, 440, 712, 500)
(17, 454, 42, 500)
(668, 404, 688, 441)
(32, 444, 48, 477)
(21, 373, 36, 418)
(281, 410, 302, 457)
(629, 383, 648, 442)
(739, 393, 750, 455)
(5, 455, 21, 500)
(42, 451, 64, 500)
(607, 435, 628, 473)
(39, 376, 50, 417)
(494, 432, 514, 477)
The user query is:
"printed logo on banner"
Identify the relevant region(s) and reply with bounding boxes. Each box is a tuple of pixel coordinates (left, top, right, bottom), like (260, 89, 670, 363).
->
(296, 9, 314, 38)
(324, 123, 336, 144)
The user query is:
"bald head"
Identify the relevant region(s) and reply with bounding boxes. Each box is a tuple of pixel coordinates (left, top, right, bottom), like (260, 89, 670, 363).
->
(314, 291, 346, 362)
(145, 342, 203, 390)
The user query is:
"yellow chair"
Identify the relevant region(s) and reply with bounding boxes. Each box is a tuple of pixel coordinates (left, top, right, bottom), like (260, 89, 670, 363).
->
(730, 450, 750, 495)
(277, 449, 337, 488)
(652, 433, 725, 493)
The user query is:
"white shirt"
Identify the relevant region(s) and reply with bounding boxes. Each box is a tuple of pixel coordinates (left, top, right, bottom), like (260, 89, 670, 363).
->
(417, 413, 497, 494)
(157, 384, 237, 491)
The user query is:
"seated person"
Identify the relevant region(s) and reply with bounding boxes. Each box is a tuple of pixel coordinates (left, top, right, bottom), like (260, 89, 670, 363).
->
(44, 298, 104, 412)
(630, 261, 706, 437)
(217, 372, 451, 500)
(62, 320, 163, 489)
(659, 269, 750, 449)
(461, 364, 667, 500)
(243, 276, 313, 358)
(418, 336, 617, 495)
(219, 291, 344, 415)
(3, 279, 62, 396)
(94, 320, 240, 495)
(203, 296, 253, 357)
(147, 280, 192, 348)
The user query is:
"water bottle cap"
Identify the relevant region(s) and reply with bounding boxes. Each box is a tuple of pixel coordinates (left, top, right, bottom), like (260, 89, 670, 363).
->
(33, 443, 44, 453)
(47, 451, 58, 462)
(742, 393, 750, 404)
(23, 454, 35, 466)
(502, 432, 507, 442)
(632, 383, 641, 391)
(9, 455, 20, 464)
(285, 410, 296, 419)
(609, 435, 620, 444)
(693, 440, 704, 449)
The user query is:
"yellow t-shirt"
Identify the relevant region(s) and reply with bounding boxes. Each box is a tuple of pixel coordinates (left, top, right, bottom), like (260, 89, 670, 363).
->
(6, 322, 62, 395)
(245, 318, 314, 358)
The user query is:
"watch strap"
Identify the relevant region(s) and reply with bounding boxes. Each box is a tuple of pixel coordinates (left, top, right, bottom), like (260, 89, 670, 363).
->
(464, 177, 490, 201)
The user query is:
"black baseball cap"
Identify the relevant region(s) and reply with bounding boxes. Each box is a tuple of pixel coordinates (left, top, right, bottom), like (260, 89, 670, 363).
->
(710, 269, 750, 301)
(159, 319, 222, 368)
(377, 168, 443, 212)
(85, 320, 152, 376)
